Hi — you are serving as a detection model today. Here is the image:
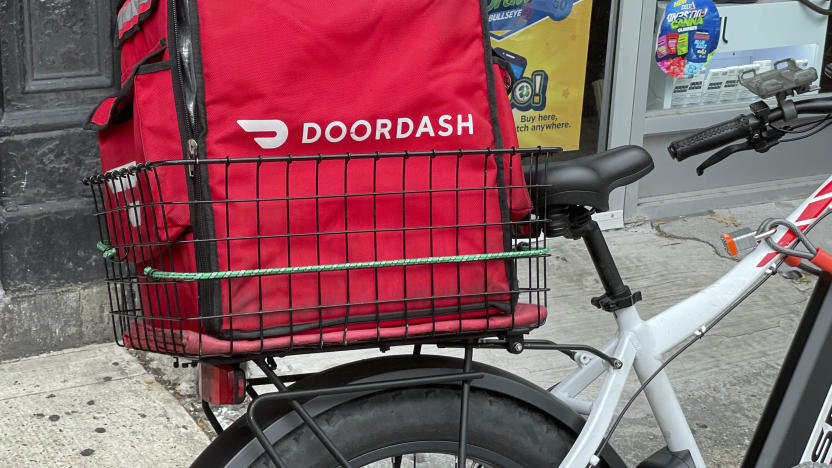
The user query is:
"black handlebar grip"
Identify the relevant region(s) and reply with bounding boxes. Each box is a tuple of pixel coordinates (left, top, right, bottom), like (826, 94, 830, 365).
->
(668, 115, 761, 161)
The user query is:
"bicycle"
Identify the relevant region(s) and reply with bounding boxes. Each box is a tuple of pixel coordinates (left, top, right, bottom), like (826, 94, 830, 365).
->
(85, 59, 832, 467)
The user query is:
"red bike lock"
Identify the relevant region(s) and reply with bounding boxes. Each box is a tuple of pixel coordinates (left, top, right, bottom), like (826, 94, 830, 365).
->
(786, 247, 832, 274)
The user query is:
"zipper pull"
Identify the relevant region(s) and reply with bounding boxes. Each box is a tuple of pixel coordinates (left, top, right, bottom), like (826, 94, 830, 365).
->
(187, 138, 198, 177)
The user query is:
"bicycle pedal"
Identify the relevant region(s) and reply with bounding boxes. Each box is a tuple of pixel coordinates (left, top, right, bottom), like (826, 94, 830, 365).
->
(721, 227, 757, 256)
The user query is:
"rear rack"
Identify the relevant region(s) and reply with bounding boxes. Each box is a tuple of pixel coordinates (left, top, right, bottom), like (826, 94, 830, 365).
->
(84, 147, 557, 359)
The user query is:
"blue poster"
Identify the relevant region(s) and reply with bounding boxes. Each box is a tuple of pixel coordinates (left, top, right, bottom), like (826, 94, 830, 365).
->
(487, 0, 575, 39)
(655, 0, 721, 78)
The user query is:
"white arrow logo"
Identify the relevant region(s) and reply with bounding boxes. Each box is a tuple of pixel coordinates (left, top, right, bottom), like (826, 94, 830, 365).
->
(237, 119, 289, 149)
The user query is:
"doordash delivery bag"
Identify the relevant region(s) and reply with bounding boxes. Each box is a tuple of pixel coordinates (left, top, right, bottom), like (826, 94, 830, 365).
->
(87, 0, 534, 349)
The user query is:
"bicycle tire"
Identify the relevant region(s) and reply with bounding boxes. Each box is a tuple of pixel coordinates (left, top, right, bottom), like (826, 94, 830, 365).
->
(204, 386, 599, 468)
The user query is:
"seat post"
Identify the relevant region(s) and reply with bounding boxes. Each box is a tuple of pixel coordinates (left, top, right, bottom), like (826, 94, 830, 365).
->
(562, 208, 642, 312)
(581, 220, 630, 299)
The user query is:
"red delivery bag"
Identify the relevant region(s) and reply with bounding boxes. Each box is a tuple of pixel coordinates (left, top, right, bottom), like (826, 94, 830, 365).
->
(86, 0, 540, 355)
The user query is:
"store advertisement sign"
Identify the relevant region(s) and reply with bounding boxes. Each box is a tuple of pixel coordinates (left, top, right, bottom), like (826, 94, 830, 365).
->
(488, 0, 592, 151)
(655, 0, 721, 78)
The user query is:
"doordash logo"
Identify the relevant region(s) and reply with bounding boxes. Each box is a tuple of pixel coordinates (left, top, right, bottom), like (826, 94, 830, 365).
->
(237, 120, 289, 149)
(238, 114, 475, 150)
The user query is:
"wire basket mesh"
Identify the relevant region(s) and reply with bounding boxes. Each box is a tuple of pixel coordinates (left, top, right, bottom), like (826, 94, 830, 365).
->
(84, 148, 554, 358)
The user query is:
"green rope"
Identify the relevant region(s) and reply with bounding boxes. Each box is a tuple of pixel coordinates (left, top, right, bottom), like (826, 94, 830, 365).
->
(143, 247, 549, 281)
(97, 241, 116, 260)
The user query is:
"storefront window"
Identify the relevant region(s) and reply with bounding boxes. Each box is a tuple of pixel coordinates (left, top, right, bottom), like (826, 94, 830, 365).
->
(571, 0, 615, 159)
(647, 1, 831, 113)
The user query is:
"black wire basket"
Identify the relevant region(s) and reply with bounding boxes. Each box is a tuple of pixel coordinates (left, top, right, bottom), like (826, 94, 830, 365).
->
(83, 147, 554, 359)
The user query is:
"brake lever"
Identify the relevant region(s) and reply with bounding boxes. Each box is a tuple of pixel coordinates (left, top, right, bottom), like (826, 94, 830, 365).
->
(696, 141, 753, 176)
(696, 119, 786, 176)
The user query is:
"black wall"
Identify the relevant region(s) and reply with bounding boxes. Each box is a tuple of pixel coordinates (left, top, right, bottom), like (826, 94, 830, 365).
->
(0, 0, 119, 358)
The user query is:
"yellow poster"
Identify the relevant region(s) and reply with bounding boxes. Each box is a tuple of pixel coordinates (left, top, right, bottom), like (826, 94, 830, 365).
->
(488, 0, 593, 151)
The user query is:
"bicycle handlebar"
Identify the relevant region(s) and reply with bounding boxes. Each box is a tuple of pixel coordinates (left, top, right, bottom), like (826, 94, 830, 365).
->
(668, 115, 763, 161)
(668, 97, 832, 162)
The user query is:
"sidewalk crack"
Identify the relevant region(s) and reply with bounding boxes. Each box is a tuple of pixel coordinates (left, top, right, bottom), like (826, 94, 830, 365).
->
(0, 372, 147, 402)
(652, 218, 732, 260)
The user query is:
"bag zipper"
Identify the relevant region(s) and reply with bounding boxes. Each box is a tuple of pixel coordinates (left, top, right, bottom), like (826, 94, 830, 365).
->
(170, 0, 199, 178)
(187, 138, 198, 177)
(168, 0, 220, 330)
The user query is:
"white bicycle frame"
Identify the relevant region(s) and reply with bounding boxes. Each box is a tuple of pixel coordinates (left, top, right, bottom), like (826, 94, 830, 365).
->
(551, 174, 832, 468)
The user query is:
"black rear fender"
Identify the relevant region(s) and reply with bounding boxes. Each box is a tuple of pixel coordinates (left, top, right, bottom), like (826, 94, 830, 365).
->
(193, 354, 626, 468)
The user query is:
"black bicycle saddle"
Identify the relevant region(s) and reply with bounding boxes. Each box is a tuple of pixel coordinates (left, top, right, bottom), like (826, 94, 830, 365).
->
(525, 145, 654, 213)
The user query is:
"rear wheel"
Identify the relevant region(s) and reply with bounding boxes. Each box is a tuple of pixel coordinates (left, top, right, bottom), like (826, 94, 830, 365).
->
(215, 386, 595, 468)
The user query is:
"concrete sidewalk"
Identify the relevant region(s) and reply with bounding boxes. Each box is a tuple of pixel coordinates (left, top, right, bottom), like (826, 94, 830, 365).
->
(0, 344, 208, 467)
(1, 198, 829, 467)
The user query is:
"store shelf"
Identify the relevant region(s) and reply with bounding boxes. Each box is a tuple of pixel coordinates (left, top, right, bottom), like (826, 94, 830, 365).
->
(644, 101, 763, 135)
(644, 92, 832, 136)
